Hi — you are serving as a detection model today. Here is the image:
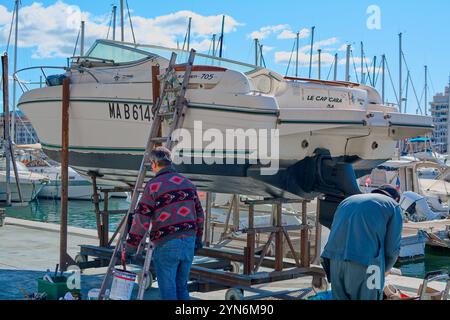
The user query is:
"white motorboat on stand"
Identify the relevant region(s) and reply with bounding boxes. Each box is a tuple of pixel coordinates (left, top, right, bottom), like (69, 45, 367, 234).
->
(17, 39, 433, 227)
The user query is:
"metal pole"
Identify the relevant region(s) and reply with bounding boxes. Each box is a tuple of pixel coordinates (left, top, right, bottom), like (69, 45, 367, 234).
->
(372, 56, 377, 87)
(382, 54, 386, 104)
(399, 33, 403, 113)
(2, 54, 11, 206)
(219, 15, 225, 58)
(308, 26, 315, 79)
(11, 0, 19, 143)
(80, 21, 85, 56)
(360, 41, 364, 84)
(333, 53, 338, 81)
(212, 34, 216, 56)
(345, 45, 351, 82)
(295, 31, 299, 77)
(112, 5, 117, 41)
(187, 17, 192, 52)
(120, 0, 124, 42)
(254, 38, 259, 66)
(60, 77, 70, 271)
(424, 65, 428, 115)
(318, 49, 322, 79)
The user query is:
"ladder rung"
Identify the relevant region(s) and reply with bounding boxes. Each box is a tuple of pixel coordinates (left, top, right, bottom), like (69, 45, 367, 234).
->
(157, 111, 175, 117)
(136, 187, 145, 193)
(151, 137, 170, 143)
(174, 63, 188, 68)
(164, 88, 180, 93)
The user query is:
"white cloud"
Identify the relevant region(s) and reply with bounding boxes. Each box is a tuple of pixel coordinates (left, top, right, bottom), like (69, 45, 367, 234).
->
(277, 28, 310, 40)
(275, 50, 336, 67)
(0, 2, 242, 59)
(249, 24, 289, 40)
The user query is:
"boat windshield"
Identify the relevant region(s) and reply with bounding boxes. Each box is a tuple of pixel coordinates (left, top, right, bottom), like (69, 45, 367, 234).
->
(85, 40, 261, 74)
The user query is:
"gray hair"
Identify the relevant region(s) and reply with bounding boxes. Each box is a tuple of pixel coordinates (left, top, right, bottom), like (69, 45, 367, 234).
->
(149, 146, 172, 166)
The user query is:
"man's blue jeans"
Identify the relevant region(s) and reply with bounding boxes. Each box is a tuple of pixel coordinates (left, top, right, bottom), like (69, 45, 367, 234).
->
(153, 236, 195, 300)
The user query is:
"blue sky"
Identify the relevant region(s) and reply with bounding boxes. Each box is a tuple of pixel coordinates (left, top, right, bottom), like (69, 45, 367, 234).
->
(0, 0, 449, 114)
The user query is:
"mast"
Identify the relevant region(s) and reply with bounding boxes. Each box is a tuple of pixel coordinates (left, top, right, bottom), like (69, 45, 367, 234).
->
(112, 5, 117, 41)
(187, 17, 192, 52)
(399, 33, 403, 113)
(372, 56, 376, 87)
(360, 41, 364, 84)
(345, 44, 351, 82)
(333, 53, 338, 81)
(80, 21, 85, 56)
(219, 15, 225, 58)
(2, 54, 11, 205)
(381, 54, 386, 104)
(308, 26, 315, 78)
(212, 34, 216, 56)
(11, 0, 19, 143)
(317, 49, 322, 79)
(120, 0, 124, 42)
(424, 65, 428, 116)
(295, 31, 299, 77)
(254, 38, 259, 66)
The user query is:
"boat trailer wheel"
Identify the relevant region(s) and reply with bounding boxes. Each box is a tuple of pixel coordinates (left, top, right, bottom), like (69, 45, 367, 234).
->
(225, 288, 244, 300)
(312, 276, 328, 291)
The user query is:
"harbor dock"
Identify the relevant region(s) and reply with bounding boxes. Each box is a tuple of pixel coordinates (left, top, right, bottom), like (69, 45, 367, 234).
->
(1, 217, 448, 300)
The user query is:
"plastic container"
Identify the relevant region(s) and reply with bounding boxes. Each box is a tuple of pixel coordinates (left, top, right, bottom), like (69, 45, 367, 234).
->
(37, 276, 69, 300)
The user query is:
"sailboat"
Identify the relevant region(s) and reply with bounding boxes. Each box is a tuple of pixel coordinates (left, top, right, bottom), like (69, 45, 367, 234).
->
(17, 39, 432, 205)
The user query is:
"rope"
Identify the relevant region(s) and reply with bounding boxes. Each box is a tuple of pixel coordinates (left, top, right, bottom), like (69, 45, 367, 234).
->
(284, 40, 296, 77)
(350, 50, 360, 83)
(385, 58, 399, 106)
(72, 28, 80, 57)
(125, 0, 136, 44)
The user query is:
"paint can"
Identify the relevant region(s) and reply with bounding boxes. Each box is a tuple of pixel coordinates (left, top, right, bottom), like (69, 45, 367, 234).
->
(109, 269, 137, 300)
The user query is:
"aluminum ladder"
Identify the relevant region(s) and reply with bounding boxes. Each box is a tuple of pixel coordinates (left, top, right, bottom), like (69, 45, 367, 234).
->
(98, 49, 196, 300)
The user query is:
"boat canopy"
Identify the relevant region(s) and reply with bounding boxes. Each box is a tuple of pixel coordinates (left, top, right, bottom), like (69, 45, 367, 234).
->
(85, 39, 263, 75)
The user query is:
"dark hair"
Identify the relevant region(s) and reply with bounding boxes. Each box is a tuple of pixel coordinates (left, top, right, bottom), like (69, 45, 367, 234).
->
(149, 146, 172, 167)
(371, 184, 400, 202)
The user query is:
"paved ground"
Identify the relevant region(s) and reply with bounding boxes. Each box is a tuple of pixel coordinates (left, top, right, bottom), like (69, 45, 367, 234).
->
(1, 218, 448, 300)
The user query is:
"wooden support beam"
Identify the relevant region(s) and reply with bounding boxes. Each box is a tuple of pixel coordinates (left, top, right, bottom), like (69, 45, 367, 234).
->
(102, 191, 110, 247)
(244, 204, 255, 275)
(274, 203, 283, 271)
(204, 191, 212, 246)
(60, 76, 71, 271)
(300, 201, 310, 267)
(254, 232, 275, 273)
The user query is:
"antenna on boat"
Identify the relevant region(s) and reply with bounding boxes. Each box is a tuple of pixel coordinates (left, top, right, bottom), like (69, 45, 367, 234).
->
(333, 53, 338, 81)
(317, 49, 322, 79)
(112, 5, 117, 41)
(308, 26, 315, 78)
(219, 15, 225, 58)
(345, 44, 351, 82)
(80, 21, 85, 56)
(372, 55, 377, 87)
(254, 38, 259, 66)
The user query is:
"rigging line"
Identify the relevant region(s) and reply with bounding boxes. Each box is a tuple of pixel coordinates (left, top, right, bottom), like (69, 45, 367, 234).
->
(5, 3, 16, 53)
(350, 50, 360, 83)
(402, 51, 423, 115)
(374, 59, 382, 87)
(364, 59, 373, 86)
(125, 0, 136, 44)
(325, 59, 334, 80)
(427, 68, 436, 95)
(284, 40, 296, 77)
(106, 6, 114, 40)
(385, 58, 399, 106)
(72, 28, 80, 57)
(259, 44, 266, 68)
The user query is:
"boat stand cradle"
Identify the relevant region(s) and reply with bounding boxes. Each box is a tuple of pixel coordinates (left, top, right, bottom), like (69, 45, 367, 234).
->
(75, 189, 327, 300)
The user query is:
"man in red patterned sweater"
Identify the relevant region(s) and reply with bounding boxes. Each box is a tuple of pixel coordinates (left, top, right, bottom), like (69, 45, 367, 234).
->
(127, 146, 204, 300)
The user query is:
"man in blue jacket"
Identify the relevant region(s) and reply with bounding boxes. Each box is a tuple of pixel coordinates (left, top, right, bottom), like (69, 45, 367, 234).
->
(321, 185, 403, 300)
